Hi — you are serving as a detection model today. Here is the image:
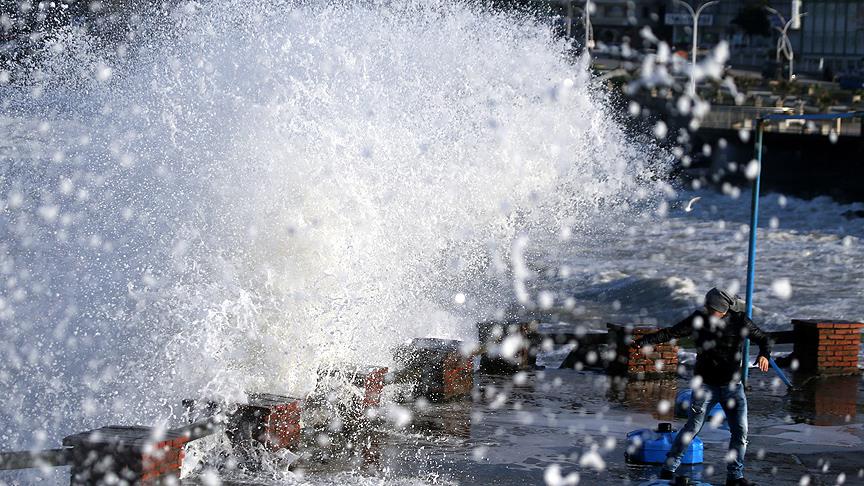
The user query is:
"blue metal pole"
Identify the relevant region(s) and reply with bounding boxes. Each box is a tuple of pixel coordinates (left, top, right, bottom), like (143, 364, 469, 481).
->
(742, 120, 764, 386)
(769, 357, 793, 388)
(741, 122, 793, 389)
(742, 120, 793, 389)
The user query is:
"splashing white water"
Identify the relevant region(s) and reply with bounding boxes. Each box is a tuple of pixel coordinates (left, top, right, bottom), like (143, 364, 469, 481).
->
(0, 0, 668, 449)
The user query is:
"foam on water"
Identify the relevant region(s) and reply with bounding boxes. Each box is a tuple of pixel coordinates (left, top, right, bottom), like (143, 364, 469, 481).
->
(0, 0, 667, 449)
(541, 189, 864, 328)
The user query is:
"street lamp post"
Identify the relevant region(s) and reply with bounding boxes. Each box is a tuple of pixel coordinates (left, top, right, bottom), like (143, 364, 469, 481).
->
(566, 0, 573, 38)
(565, 0, 594, 52)
(672, 0, 720, 96)
(765, 6, 807, 82)
(584, 0, 594, 51)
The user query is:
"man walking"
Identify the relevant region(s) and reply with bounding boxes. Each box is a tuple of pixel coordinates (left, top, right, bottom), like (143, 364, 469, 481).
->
(634, 288, 772, 486)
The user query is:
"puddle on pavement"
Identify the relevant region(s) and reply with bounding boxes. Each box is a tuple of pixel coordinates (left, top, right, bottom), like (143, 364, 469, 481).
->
(788, 374, 862, 426)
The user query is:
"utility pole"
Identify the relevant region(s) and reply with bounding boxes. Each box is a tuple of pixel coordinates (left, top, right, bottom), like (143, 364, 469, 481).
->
(672, 0, 719, 96)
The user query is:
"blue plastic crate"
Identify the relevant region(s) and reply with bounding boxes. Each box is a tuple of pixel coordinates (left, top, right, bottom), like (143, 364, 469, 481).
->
(626, 423, 703, 465)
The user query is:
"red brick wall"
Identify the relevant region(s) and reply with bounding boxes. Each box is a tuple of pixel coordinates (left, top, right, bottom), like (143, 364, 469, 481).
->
(264, 401, 302, 450)
(394, 338, 473, 402)
(793, 320, 863, 375)
(362, 367, 388, 408)
(141, 436, 188, 483)
(229, 394, 304, 452)
(628, 327, 679, 376)
(607, 324, 679, 377)
(442, 352, 473, 399)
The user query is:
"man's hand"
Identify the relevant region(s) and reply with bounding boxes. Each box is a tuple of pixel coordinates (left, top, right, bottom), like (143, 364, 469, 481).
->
(756, 356, 769, 372)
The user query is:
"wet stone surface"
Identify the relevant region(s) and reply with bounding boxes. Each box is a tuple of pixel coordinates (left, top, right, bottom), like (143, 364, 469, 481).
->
(198, 369, 864, 485)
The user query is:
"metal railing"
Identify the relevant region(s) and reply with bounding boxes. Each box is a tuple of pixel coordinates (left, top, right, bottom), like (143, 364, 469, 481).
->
(701, 105, 863, 136)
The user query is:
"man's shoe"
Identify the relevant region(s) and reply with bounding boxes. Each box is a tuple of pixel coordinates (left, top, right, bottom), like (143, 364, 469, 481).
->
(659, 469, 675, 480)
(725, 478, 756, 486)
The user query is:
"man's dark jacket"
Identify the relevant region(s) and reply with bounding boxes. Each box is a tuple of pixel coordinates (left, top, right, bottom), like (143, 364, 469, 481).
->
(636, 310, 773, 386)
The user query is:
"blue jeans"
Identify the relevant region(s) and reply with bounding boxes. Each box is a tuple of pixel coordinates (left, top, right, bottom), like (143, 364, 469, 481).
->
(663, 382, 749, 480)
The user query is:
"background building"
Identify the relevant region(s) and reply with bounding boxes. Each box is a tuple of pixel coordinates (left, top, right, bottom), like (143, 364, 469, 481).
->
(558, 0, 864, 76)
(796, 0, 864, 74)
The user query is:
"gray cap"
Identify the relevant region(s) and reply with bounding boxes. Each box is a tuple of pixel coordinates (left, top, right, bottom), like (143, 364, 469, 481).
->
(705, 287, 743, 314)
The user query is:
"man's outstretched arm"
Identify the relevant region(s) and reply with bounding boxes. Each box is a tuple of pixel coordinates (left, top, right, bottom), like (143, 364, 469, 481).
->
(744, 316, 774, 370)
(634, 312, 699, 347)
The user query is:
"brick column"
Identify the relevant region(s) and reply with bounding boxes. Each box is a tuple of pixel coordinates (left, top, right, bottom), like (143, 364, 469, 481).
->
(607, 324, 679, 378)
(792, 320, 863, 375)
(315, 365, 389, 409)
(310, 365, 389, 432)
(477, 321, 540, 373)
(360, 366, 388, 408)
(393, 338, 473, 401)
(227, 394, 302, 451)
(63, 426, 188, 485)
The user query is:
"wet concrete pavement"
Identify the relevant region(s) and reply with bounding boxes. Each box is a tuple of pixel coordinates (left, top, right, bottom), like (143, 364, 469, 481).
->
(11, 367, 861, 485)
(284, 369, 864, 485)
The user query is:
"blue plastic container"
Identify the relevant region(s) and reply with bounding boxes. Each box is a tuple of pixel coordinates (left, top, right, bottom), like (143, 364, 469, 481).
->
(626, 423, 703, 465)
(675, 389, 724, 421)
